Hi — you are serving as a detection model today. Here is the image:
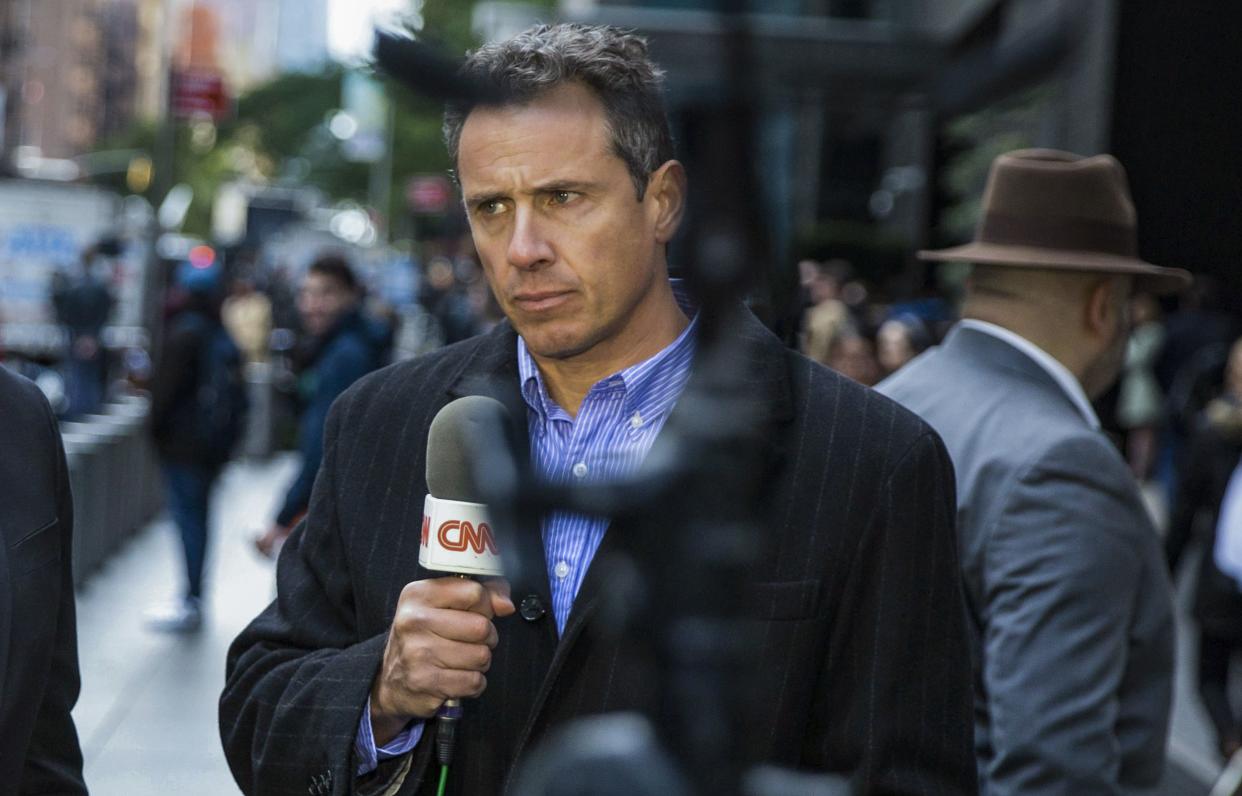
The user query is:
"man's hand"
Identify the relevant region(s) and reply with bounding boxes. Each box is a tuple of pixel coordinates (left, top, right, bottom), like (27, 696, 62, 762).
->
(370, 577, 514, 745)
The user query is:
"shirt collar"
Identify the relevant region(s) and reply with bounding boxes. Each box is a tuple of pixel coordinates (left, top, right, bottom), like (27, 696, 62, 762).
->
(957, 319, 1101, 429)
(518, 280, 698, 422)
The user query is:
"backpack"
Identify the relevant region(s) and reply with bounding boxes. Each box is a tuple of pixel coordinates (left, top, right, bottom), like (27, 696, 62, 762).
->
(194, 324, 249, 465)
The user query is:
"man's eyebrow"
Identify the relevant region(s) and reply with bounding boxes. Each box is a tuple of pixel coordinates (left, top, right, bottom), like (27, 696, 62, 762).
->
(464, 190, 506, 207)
(532, 179, 603, 193)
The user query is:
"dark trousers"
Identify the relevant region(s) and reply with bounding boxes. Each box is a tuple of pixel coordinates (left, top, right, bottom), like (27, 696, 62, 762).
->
(161, 461, 216, 599)
(65, 351, 104, 418)
(1200, 631, 1242, 752)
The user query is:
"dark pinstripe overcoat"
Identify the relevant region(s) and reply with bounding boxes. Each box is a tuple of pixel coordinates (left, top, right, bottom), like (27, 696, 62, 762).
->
(0, 368, 85, 794)
(220, 310, 977, 796)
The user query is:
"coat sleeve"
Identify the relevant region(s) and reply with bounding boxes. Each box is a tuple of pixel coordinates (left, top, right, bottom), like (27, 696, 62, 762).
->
(220, 390, 431, 795)
(275, 341, 375, 528)
(820, 429, 978, 795)
(21, 393, 87, 795)
(980, 436, 1168, 795)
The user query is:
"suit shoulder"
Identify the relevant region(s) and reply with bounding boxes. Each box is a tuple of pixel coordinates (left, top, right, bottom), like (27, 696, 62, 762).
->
(1022, 428, 1135, 492)
(0, 366, 54, 429)
(791, 350, 947, 470)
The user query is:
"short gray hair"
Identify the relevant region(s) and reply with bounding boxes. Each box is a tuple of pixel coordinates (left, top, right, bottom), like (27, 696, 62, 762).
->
(443, 23, 675, 199)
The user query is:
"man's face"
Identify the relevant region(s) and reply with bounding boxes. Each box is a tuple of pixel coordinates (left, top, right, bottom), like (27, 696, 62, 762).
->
(298, 272, 355, 336)
(456, 82, 681, 365)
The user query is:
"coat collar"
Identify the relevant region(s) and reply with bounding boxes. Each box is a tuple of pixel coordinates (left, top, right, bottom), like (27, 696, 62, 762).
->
(942, 323, 1097, 427)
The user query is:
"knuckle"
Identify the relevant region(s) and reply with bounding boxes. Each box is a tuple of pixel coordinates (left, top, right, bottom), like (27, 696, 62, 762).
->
(400, 580, 427, 602)
(464, 615, 491, 641)
(407, 640, 435, 667)
(394, 604, 430, 634)
(462, 579, 486, 599)
(430, 667, 455, 699)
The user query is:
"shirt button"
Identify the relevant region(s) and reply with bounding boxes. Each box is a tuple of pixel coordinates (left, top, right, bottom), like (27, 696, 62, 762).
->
(554, 560, 570, 579)
(572, 462, 588, 478)
(630, 412, 642, 429)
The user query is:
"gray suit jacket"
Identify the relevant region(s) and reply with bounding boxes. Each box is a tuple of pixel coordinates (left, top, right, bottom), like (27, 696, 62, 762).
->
(878, 325, 1174, 795)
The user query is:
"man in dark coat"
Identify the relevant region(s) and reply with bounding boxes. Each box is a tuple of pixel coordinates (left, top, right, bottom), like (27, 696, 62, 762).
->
(221, 23, 975, 796)
(0, 365, 87, 793)
(149, 259, 246, 631)
(253, 254, 389, 558)
(53, 247, 115, 418)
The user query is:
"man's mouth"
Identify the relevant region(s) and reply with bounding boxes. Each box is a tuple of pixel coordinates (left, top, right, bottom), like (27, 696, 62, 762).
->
(512, 290, 573, 312)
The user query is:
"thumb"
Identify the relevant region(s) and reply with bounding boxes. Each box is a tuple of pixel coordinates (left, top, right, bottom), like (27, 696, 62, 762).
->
(485, 577, 515, 617)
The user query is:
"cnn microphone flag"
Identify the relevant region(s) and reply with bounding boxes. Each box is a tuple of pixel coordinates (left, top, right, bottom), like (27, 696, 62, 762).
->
(419, 495, 503, 577)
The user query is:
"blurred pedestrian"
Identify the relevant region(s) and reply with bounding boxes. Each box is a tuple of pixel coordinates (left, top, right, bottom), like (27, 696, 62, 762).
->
(253, 254, 388, 558)
(800, 258, 851, 366)
(1117, 293, 1166, 479)
(826, 329, 880, 386)
(0, 365, 87, 793)
(53, 245, 114, 417)
(1167, 336, 1242, 760)
(222, 275, 273, 364)
(1154, 276, 1238, 500)
(148, 258, 249, 631)
(880, 149, 1190, 792)
(876, 314, 931, 377)
(420, 255, 479, 344)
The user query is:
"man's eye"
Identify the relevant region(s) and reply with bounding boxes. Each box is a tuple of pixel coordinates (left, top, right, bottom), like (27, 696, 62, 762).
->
(478, 199, 506, 216)
(550, 191, 576, 206)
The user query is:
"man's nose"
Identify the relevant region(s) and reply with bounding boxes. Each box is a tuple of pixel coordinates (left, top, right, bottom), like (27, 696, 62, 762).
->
(506, 208, 555, 270)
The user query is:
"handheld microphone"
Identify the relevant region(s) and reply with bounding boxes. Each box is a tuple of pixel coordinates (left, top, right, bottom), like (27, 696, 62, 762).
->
(420, 396, 508, 770)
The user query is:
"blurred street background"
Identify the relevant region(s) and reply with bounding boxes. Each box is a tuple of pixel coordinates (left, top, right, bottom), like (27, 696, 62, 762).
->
(0, 0, 1238, 793)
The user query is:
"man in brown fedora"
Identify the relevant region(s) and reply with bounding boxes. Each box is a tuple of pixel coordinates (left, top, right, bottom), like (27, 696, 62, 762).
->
(880, 148, 1190, 794)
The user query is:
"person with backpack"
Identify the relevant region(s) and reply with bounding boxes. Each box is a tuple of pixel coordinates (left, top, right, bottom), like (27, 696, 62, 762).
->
(149, 257, 248, 632)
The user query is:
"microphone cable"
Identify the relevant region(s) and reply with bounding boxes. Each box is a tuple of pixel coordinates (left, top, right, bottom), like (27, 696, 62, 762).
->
(435, 573, 469, 795)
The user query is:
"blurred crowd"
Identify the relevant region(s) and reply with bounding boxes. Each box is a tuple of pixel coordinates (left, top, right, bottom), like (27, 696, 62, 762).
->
(140, 242, 510, 629)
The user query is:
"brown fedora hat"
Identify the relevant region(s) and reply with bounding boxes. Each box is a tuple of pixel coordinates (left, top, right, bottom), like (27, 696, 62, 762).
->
(919, 148, 1191, 294)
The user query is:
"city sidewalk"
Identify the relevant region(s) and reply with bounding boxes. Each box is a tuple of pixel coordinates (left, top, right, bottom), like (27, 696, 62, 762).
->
(73, 455, 295, 795)
(69, 459, 1221, 794)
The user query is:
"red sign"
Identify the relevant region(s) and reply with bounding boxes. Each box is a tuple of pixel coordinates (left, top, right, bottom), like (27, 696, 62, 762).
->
(406, 175, 453, 215)
(171, 70, 230, 120)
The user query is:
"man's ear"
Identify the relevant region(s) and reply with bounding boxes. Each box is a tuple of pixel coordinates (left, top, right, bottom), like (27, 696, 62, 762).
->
(646, 160, 687, 245)
(1084, 279, 1111, 337)
(1085, 277, 1127, 337)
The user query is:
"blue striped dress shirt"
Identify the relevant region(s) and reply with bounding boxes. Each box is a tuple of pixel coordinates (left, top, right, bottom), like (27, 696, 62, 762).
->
(355, 283, 697, 774)
(518, 288, 698, 632)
